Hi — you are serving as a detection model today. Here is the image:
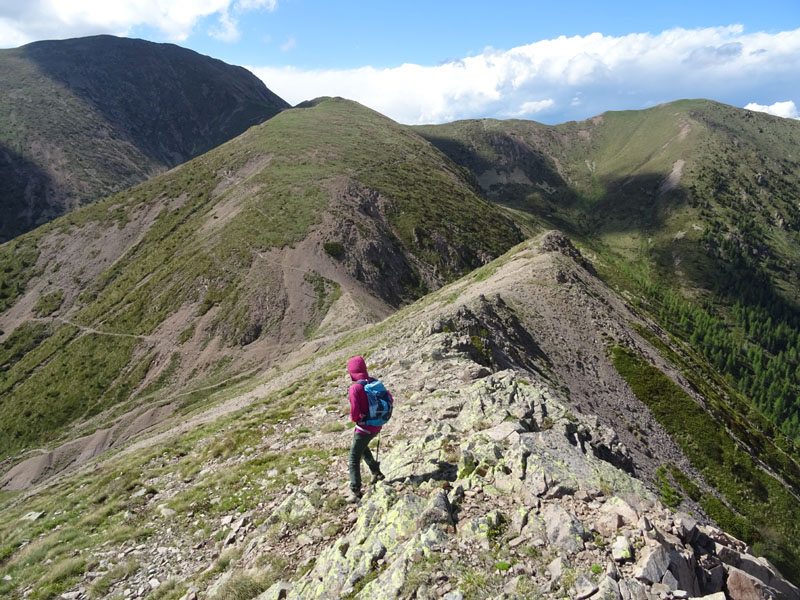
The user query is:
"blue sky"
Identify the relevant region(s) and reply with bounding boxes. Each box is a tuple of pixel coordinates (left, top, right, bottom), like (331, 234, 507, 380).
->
(2, 1, 799, 124)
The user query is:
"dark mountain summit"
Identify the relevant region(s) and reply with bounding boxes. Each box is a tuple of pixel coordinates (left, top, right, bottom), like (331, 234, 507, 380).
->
(0, 34, 290, 242)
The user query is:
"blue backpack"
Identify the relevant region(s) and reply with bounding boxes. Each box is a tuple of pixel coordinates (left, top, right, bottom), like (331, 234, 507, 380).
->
(357, 379, 393, 427)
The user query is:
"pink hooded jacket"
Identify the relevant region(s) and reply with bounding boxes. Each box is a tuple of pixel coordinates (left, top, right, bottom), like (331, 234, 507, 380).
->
(347, 356, 383, 435)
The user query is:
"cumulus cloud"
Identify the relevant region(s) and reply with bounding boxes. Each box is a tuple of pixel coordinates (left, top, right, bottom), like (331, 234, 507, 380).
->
(0, 0, 277, 45)
(505, 99, 555, 118)
(210, 10, 240, 43)
(251, 26, 800, 125)
(745, 101, 800, 119)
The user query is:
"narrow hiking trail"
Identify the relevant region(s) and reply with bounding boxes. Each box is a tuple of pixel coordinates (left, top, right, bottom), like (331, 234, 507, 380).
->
(31, 316, 163, 342)
(2, 322, 375, 506)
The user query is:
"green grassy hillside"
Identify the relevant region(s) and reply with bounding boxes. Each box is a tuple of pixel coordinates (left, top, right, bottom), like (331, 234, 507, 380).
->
(0, 35, 290, 242)
(416, 100, 800, 440)
(0, 97, 522, 462)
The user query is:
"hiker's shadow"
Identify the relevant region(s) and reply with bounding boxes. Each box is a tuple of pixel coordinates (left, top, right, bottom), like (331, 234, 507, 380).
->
(386, 459, 457, 486)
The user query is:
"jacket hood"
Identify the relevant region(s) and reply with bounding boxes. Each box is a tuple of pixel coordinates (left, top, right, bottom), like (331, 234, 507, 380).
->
(347, 356, 369, 381)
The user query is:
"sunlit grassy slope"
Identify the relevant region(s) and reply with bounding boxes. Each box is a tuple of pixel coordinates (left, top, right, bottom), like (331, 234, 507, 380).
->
(417, 99, 800, 438)
(0, 98, 522, 461)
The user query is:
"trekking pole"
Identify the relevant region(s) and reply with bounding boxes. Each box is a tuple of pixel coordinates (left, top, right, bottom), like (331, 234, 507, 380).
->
(376, 431, 381, 464)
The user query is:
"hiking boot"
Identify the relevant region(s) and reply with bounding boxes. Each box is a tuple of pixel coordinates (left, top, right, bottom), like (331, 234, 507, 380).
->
(346, 488, 362, 503)
(370, 466, 386, 484)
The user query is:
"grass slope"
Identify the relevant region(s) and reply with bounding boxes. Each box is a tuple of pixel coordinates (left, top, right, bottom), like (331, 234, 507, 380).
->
(417, 99, 800, 439)
(0, 98, 521, 462)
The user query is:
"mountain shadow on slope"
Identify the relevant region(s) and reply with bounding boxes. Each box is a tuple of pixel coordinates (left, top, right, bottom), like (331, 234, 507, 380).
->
(0, 144, 52, 242)
(0, 35, 291, 242)
(420, 131, 692, 237)
(22, 36, 288, 166)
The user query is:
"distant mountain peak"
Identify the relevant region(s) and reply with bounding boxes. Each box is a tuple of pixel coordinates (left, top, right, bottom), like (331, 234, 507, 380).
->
(0, 34, 290, 242)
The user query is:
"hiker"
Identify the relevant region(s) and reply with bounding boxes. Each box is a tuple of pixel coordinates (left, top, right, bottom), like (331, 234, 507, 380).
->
(347, 356, 390, 502)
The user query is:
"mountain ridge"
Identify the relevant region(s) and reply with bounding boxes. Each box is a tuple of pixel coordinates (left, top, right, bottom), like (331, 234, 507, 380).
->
(0, 97, 523, 469)
(1, 231, 798, 598)
(0, 34, 290, 242)
(415, 99, 800, 438)
(2, 83, 800, 597)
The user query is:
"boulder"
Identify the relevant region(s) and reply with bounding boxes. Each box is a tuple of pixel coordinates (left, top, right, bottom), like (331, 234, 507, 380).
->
(485, 421, 525, 442)
(661, 569, 680, 591)
(271, 489, 317, 523)
(594, 512, 623, 537)
(673, 512, 698, 544)
(702, 564, 725, 595)
(572, 573, 598, 600)
(611, 536, 633, 563)
(633, 544, 669, 583)
(601, 497, 639, 526)
(416, 490, 453, 529)
(596, 576, 622, 600)
(726, 567, 778, 600)
(541, 503, 588, 553)
(510, 506, 530, 536)
(459, 510, 504, 546)
(158, 506, 176, 519)
(618, 578, 648, 600)
(256, 581, 292, 600)
(715, 545, 800, 599)
(548, 556, 567, 581)
(667, 549, 701, 597)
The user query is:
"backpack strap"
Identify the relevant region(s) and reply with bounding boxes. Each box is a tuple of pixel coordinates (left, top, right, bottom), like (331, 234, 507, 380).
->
(355, 379, 370, 423)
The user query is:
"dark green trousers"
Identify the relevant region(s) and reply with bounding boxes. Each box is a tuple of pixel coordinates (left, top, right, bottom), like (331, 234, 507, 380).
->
(349, 431, 379, 492)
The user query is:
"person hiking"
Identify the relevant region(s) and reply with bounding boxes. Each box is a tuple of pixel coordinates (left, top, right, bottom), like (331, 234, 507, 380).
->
(346, 356, 389, 502)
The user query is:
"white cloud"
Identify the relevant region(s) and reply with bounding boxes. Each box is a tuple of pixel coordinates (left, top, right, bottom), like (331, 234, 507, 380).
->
(505, 99, 555, 118)
(744, 100, 800, 119)
(281, 35, 296, 52)
(251, 26, 800, 125)
(210, 10, 240, 43)
(0, 0, 277, 45)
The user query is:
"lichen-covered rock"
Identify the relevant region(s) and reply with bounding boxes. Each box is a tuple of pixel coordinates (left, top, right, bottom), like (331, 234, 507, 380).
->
(596, 576, 622, 600)
(381, 424, 460, 482)
(459, 509, 504, 543)
(519, 426, 652, 502)
(270, 489, 318, 524)
(541, 503, 588, 553)
(359, 525, 449, 600)
(612, 536, 633, 563)
(453, 371, 542, 432)
(572, 573, 598, 599)
(291, 485, 428, 599)
(416, 490, 453, 530)
(256, 581, 292, 600)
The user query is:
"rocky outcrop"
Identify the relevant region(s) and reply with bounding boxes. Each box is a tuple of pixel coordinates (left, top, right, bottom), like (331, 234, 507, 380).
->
(7, 233, 798, 600)
(245, 368, 799, 599)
